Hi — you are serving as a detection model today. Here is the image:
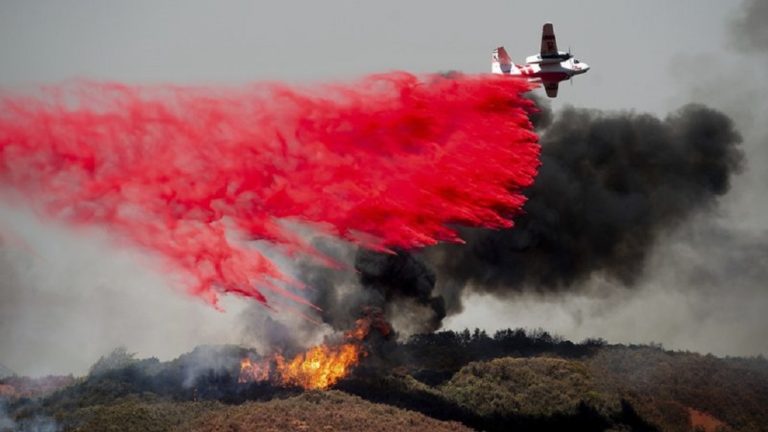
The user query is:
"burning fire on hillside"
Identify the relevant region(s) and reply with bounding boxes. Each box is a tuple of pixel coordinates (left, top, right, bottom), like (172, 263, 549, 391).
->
(238, 309, 391, 390)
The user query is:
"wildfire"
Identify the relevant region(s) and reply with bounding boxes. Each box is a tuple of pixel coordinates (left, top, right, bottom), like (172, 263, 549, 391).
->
(238, 357, 270, 383)
(238, 309, 390, 390)
(238, 343, 363, 390)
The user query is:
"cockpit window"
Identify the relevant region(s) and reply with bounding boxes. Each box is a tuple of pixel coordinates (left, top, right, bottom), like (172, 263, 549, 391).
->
(574, 59, 580, 64)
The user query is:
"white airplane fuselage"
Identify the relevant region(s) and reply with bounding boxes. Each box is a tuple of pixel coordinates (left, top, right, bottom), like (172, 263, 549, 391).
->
(492, 23, 589, 97)
(492, 57, 589, 83)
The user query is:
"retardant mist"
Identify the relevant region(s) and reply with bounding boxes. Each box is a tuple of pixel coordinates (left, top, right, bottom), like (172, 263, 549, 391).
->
(0, 73, 539, 311)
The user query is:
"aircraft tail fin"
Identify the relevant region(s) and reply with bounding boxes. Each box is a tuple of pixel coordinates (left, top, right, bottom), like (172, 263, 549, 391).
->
(492, 46, 517, 74)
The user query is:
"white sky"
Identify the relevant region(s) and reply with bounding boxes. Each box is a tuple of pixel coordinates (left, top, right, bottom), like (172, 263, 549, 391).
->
(0, 0, 738, 112)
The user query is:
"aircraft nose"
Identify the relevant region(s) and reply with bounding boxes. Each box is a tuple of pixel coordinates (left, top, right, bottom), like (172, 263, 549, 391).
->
(579, 62, 590, 73)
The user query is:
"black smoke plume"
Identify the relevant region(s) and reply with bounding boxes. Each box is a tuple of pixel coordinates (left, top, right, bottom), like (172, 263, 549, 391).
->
(302, 245, 444, 335)
(427, 102, 743, 313)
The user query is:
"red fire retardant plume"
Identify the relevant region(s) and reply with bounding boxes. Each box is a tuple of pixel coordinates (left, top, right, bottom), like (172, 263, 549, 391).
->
(0, 73, 539, 309)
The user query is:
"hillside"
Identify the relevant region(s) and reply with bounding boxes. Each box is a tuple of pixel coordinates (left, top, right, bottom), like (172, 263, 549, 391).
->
(588, 347, 768, 432)
(182, 391, 471, 432)
(60, 397, 221, 432)
(442, 357, 612, 417)
(1, 329, 767, 432)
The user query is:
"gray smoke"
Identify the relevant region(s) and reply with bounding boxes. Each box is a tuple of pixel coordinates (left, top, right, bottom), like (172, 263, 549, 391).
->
(354, 249, 445, 334)
(0, 364, 13, 380)
(0, 400, 13, 432)
(0, 398, 59, 432)
(0, 204, 248, 377)
(239, 240, 445, 346)
(730, 0, 768, 53)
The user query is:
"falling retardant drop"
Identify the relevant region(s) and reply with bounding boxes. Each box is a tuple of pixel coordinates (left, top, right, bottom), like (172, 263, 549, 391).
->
(0, 72, 540, 310)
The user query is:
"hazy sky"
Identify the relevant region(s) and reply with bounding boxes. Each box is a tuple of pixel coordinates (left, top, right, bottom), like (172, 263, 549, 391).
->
(0, 0, 737, 111)
(1, 0, 766, 375)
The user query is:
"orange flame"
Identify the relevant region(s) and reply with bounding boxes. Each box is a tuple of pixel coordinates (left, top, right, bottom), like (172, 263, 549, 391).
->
(237, 357, 270, 384)
(238, 309, 389, 390)
(278, 343, 362, 389)
(238, 342, 364, 390)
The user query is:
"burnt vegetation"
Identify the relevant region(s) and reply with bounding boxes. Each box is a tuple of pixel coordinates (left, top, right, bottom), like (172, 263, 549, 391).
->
(2, 329, 767, 432)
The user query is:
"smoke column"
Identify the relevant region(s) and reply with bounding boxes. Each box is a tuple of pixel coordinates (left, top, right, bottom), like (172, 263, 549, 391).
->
(0, 73, 539, 309)
(427, 102, 743, 314)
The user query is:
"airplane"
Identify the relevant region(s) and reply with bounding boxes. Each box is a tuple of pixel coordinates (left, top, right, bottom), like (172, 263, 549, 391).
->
(492, 22, 589, 98)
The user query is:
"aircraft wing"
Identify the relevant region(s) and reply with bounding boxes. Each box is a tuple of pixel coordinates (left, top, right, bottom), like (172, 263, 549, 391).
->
(540, 22, 558, 57)
(543, 81, 559, 98)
